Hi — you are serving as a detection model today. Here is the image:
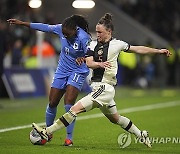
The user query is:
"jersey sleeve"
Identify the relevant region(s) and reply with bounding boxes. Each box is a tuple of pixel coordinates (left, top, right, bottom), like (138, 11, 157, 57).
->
(85, 49, 94, 57)
(30, 23, 61, 35)
(120, 41, 130, 52)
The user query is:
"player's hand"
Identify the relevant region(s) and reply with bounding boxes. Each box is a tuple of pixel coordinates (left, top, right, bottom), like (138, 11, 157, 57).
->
(159, 49, 172, 57)
(7, 19, 24, 25)
(76, 57, 85, 65)
(99, 61, 111, 69)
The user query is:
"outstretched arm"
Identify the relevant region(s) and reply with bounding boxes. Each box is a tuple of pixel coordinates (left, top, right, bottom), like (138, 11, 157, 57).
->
(129, 46, 172, 57)
(7, 19, 58, 33)
(7, 19, 30, 27)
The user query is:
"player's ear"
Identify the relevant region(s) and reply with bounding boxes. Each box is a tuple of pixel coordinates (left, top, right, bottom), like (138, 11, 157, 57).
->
(108, 29, 112, 35)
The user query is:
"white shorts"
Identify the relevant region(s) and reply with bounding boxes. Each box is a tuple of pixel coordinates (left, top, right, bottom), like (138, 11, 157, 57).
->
(79, 82, 117, 115)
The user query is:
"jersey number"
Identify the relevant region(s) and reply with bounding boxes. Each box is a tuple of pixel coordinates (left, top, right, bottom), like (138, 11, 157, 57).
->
(98, 56, 103, 62)
(73, 73, 80, 83)
(65, 47, 69, 55)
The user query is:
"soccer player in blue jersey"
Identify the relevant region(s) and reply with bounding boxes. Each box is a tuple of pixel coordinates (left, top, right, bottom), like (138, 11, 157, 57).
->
(7, 15, 91, 146)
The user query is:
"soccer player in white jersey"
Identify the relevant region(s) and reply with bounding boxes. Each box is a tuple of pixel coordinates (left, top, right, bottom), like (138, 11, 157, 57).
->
(32, 13, 171, 148)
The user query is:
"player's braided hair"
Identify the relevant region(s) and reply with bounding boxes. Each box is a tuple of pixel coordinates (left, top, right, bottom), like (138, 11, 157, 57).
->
(62, 14, 90, 34)
(98, 13, 114, 31)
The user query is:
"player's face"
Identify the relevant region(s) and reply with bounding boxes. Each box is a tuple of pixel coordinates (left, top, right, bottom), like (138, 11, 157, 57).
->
(96, 24, 112, 43)
(62, 27, 76, 40)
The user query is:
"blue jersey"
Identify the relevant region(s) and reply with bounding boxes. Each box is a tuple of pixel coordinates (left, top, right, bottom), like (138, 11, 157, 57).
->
(30, 23, 90, 76)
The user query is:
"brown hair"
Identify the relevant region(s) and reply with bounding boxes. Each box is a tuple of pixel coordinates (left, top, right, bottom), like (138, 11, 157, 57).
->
(98, 13, 114, 31)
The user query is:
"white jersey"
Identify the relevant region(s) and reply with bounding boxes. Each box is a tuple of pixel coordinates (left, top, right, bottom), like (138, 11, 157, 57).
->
(86, 38, 129, 85)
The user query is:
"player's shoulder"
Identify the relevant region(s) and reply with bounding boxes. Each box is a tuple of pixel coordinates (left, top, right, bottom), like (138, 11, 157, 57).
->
(56, 24, 62, 30)
(110, 38, 130, 51)
(48, 24, 62, 33)
(110, 38, 127, 45)
(78, 27, 90, 39)
(49, 24, 62, 28)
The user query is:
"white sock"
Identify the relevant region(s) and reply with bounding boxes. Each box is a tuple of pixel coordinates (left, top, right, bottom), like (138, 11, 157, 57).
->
(117, 116, 141, 137)
(47, 110, 76, 134)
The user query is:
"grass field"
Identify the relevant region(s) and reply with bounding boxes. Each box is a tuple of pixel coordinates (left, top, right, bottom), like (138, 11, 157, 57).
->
(0, 87, 180, 154)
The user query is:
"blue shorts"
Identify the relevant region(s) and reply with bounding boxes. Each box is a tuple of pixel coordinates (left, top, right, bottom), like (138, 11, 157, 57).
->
(51, 72, 88, 91)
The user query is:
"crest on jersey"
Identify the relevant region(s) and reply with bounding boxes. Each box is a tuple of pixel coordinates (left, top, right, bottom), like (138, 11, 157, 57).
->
(73, 43, 78, 50)
(98, 49, 103, 55)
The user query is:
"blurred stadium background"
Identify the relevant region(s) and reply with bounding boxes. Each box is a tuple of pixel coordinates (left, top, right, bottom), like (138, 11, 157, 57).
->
(0, 0, 180, 99)
(0, 0, 180, 153)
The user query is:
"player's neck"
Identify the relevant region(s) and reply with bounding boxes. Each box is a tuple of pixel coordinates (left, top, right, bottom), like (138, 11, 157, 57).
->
(100, 37, 112, 44)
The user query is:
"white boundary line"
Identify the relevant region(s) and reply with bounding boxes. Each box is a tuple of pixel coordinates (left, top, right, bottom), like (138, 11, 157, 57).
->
(0, 101, 179, 133)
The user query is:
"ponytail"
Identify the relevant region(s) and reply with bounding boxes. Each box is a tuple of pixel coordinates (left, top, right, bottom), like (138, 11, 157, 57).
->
(98, 13, 114, 31)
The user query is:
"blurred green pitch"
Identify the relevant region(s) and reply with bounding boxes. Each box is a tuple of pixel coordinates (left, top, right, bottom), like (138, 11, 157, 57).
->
(0, 87, 180, 154)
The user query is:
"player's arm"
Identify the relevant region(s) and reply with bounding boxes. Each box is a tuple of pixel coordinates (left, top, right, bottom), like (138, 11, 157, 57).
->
(75, 56, 111, 69)
(128, 45, 172, 57)
(85, 56, 111, 69)
(7, 19, 59, 33)
(7, 19, 30, 27)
